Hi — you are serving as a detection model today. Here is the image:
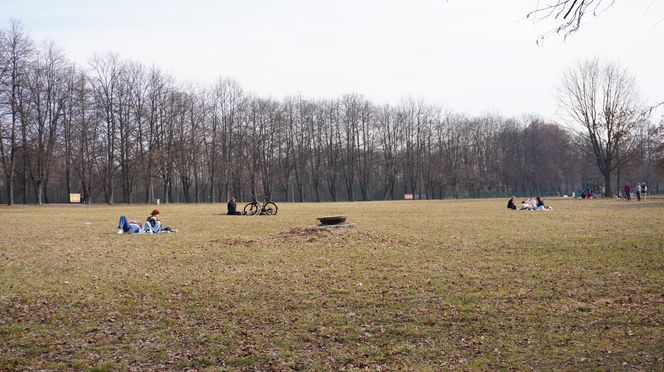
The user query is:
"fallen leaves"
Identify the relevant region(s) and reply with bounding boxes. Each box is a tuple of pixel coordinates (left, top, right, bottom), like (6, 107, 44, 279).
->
(1, 199, 664, 369)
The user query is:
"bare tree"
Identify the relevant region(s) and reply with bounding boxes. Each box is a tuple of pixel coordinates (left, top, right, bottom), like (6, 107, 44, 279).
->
(0, 20, 32, 205)
(215, 78, 244, 202)
(173, 87, 205, 203)
(71, 69, 96, 203)
(322, 100, 342, 201)
(356, 99, 375, 201)
(116, 61, 142, 203)
(285, 96, 313, 202)
(655, 117, 664, 174)
(127, 62, 149, 202)
(155, 85, 178, 203)
(558, 59, 642, 196)
(281, 96, 299, 201)
(90, 53, 122, 204)
(61, 64, 80, 201)
(142, 67, 168, 203)
(309, 102, 326, 202)
(340, 94, 361, 201)
(376, 105, 401, 199)
(23, 42, 69, 204)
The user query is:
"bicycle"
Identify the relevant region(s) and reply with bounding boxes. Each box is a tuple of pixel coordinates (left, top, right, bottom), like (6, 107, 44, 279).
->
(243, 197, 278, 216)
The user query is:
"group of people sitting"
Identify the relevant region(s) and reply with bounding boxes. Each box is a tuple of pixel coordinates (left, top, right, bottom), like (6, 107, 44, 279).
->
(507, 196, 552, 211)
(117, 209, 177, 234)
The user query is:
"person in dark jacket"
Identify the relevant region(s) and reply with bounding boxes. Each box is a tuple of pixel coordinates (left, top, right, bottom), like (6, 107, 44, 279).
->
(507, 196, 517, 210)
(624, 182, 632, 200)
(227, 197, 241, 215)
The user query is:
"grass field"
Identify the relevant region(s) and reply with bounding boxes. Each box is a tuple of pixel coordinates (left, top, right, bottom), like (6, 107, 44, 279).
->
(1, 198, 663, 370)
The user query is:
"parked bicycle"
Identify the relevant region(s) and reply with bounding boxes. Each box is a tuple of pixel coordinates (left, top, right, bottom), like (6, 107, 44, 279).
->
(244, 196, 278, 216)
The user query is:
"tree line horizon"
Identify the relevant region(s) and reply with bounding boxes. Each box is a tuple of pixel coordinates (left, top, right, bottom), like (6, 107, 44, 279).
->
(0, 21, 661, 205)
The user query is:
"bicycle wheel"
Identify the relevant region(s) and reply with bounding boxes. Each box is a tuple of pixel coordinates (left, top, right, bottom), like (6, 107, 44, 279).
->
(244, 202, 259, 215)
(263, 202, 278, 215)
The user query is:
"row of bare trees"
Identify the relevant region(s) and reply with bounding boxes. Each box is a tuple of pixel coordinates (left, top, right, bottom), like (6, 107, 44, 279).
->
(0, 22, 660, 204)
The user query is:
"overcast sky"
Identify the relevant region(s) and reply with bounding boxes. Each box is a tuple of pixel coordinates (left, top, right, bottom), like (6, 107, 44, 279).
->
(2, 0, 663, 120)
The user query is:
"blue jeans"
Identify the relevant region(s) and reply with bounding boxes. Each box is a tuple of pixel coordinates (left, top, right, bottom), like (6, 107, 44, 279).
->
(118, 216, 142, 233)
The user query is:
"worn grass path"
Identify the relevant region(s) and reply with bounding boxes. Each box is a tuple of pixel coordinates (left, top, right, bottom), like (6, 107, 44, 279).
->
(1, 198, 663, 370)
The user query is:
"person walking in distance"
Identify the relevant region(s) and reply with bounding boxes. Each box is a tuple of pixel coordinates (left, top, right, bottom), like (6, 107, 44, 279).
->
(624, 182, 632, 201)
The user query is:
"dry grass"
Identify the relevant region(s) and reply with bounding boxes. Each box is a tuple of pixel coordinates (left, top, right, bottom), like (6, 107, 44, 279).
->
(1, 198, 663, 370)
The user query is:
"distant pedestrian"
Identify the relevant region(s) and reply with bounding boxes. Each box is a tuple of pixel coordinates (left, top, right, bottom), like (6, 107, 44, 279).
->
(642, 182, 648, 200)
(624, 182, 632, 200)
(636, 183, 642, 201)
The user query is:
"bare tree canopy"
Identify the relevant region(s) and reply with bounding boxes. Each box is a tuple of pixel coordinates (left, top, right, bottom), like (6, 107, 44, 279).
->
(1, 20, 662, 204)
(558, 59, 643, 196)
(528, 0, 617, 39)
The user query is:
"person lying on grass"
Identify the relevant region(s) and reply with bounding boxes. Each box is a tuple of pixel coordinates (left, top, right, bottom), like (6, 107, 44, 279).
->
(117, 216, 143, 234)
(117, 209, 177, 234)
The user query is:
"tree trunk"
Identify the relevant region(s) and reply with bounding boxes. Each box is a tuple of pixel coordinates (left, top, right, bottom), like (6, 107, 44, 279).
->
(603, 170, 612, 197)
(6, 175, 14, 205)
(35, 180, 43, 205)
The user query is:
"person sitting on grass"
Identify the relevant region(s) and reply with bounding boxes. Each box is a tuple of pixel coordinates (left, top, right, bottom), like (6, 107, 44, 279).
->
(520, 200, 531, 210)
(227, 197, 241, 215)
(144, 209, 177, 233)
(507, 196, 517, 210)
(535, 196, 553, 211)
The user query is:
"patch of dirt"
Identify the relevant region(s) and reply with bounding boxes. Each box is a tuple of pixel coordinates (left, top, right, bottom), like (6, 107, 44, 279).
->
(211, 226, 359, 247)
(211, 226, 409, 249)
(269, 226, 353, 243)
